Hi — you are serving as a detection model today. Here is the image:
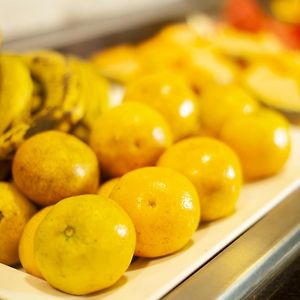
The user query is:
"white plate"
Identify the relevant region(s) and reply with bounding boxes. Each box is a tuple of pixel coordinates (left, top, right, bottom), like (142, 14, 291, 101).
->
(1, 127, 300, 300)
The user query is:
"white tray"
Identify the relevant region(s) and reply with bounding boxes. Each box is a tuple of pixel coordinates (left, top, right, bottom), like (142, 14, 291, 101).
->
(1, 127, 300, 300)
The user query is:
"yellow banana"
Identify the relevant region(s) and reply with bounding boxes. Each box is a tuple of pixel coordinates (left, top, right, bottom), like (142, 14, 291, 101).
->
(0, 51, 86, 160)
(0, 54, 33, 134)
(70, 60, 110, 141)
(31, 79, 44, 114)
(0, 50, 109, 159)
(0, 122, 30, 160)
(80, 61, 110, 127)
(23, 50, 85, 125)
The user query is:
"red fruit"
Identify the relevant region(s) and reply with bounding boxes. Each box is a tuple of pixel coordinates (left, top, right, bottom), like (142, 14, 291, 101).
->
(223, 0, 265, 32)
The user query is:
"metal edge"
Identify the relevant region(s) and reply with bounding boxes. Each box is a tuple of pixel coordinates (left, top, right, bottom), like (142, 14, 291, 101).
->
(163, 188, 300, 300)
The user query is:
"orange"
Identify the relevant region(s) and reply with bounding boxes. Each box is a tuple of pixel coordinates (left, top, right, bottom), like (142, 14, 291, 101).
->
(123, 70, 201, 141)
(201, 84, 260, 136)
(155, 23, 202, 48)
(0, 182, 37, 265)
(19, 205, 53, 278)
(13, 130, 99, 206)
(97, 178, 119, 198)
(91, 44, 142, 83)
(220, 108, 291, 180)
(137, 37, 187, 75)
(90, 102, 173, 178)
(110, 167, 200, 257)
(34, 195, 136, 295)
(157, 137, 242, 221)
(182, 47, 239, 93)
(137, 23, 201, 75)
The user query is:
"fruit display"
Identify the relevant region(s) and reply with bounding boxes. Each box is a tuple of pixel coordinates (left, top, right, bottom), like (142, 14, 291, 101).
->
(0, 9, 299, 297)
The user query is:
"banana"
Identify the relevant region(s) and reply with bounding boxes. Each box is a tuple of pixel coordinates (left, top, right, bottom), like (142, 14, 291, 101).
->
(80, 61, 110, 127)
(31, 79, 44, 114)
(0, 54, 33, 134)
(70, 60, 110, 141)
(0, 122, 30, 160)
(0, 51, 86, 160)
(23, 50, 85, 126)
(0, 50, 110, 159)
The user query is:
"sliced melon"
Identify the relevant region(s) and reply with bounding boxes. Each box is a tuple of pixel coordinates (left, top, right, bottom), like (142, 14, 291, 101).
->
(244, 63, 300, 112)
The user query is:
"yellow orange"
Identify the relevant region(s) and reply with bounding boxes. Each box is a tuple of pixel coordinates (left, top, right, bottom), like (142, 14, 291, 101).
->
(13, 130, 99, 206)
(201, 84, 260, 136)
(90, 102, 173, 178)
(91, 44, 142, 83)
(19, 206, 53, 278)
(35, 195, 136, 295)
(124, 70, 201, 141)
(0, 182, 37, 265)
(220, 108, 291, 180)
(97, 178, 120, 198)
(157, 137, 242, 221)
(110, 167, 200, 257)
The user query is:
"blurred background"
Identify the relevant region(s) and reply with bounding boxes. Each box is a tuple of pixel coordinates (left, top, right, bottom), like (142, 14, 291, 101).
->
(2, 0, 300, 50)
(0, 0, 205, 43)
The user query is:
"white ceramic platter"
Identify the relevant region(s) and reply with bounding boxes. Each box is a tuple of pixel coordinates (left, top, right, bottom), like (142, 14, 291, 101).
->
(1, 127, 300, 300)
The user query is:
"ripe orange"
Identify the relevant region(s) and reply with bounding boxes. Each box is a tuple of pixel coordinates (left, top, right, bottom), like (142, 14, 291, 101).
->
(34, 195, 136, 295)
(220, 108, 291, 180)
(97, 178, 120, 198)
(123, 70, 200, 141)
(157, 137, 243, 221)
(110, 167, 200, 257)
(13, 130, 99, 206)
(91, 44, 142, 83)
(0, 182, 37, 265)
(19, 205, 53, 278)
(90, 102, 173, 178)
(201, 84, 260, 136)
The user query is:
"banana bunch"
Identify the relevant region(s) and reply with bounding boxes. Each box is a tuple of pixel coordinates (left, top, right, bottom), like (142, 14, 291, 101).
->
(0, 54, 33, 160)
(0, 50, 110, 176)
(71, 60, 110, 141)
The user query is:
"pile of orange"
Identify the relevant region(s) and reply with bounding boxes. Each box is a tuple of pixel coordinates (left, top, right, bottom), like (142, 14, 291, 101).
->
(0, 18, 294, 296)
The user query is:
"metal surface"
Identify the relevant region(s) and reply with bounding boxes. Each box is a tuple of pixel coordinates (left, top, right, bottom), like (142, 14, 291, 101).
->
(163, 188, 300, 300)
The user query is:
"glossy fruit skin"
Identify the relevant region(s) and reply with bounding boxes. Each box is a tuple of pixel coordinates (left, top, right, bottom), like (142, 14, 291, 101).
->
(123, 71, 201, 141)
(12, 130, 99, 206)
(110, 167, 200, 258)
(157, 137, 242, 221)
(90, 102, 173, 178)
(19, 205, 53, 278)
(34, 195, 136, 295)
(97, 178, 120, 198)
(91, 44, 142, 83)
(220, 108, 291, 181)
(0, 182, 37, 265)
(201, 84, 260, 136)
